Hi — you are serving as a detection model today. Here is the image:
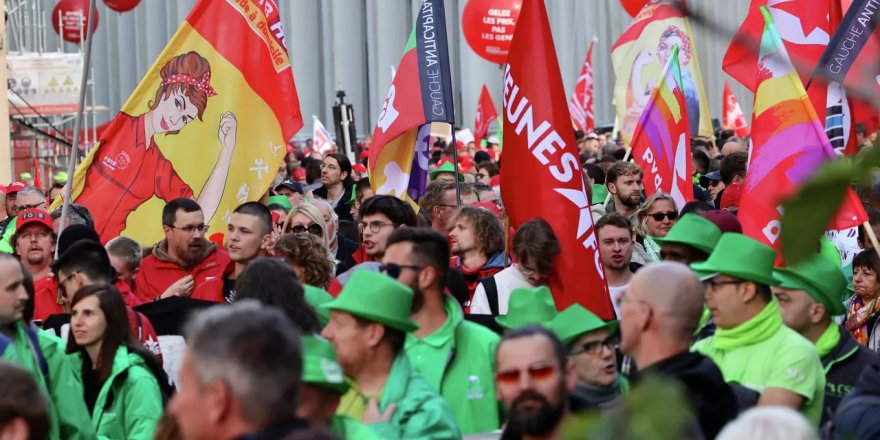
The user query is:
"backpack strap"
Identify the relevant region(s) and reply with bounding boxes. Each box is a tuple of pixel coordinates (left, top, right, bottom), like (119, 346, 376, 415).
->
(23, 327, 50, 389)
(134, 311, 143, 341)
(483, 277, 500, 316)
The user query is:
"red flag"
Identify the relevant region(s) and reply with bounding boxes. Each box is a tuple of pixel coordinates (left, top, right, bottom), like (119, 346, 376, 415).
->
(501, 0, 613, 318)
(569, 36, 596, 133)
(33, 158, 42, 191)
(474, 84, 498, 144)
(722, 81, 750, 137)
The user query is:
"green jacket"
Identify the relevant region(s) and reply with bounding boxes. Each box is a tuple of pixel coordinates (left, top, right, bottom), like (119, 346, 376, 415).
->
(70, 345, 164, 440)
(0, 217, 15, 253)
(405, 297, 501, 434)
(330, 415, 382, 440)
(371, 353, 461, 440)
(1, 322, 95, 440)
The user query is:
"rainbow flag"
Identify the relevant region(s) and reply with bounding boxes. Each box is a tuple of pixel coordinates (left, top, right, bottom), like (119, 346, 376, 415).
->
(739, 6, 865, 249)
(368, 0, 455, 209)
(630, 45, 693, 209)
(60, 0, 302, 244)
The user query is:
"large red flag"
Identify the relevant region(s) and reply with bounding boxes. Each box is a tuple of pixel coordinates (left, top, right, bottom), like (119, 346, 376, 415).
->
(474, 84, 498, 144)
(569, 37, 596, 133)
(722, 81, 750, 137)
(501, 0, 613, 318)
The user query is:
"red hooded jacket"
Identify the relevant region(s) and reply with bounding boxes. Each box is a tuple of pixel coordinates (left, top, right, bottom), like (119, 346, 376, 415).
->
(135, 239, 230, 303)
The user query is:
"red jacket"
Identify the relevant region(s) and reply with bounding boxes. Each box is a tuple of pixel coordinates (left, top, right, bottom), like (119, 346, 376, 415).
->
(135, 240, 230, 303)
(33, 276, 63, 323)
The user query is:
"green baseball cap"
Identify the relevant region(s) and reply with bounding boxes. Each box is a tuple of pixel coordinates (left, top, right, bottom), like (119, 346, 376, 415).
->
(496, 286, 558, 329)
(550, 304, 618, 346)
(690, 233, 779, 286)
(321, 270, 419, 332)
(304, 285, 333, 326)
(429, 161, 464, 182)
(267, 195, 293, 210)
(772, 254, 847, 316)
(301, 335, 349, 394)
(653, 213, 722, 255)
(54, 171, 69, 183)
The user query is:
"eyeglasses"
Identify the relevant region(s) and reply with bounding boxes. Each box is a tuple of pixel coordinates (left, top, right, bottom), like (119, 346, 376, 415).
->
(359, 220, 394, 233)
(648, 211, 678, 221)
(569, 336, 618, 356)
(169, 224, 209, 234)
(495, 363, 557, 385)
(380, 262, 422, 279)
(291, 223, 323, 236)
(57, 272, 79, 299)
(14, 201, 46, 213)
(702, 279, 744, 290)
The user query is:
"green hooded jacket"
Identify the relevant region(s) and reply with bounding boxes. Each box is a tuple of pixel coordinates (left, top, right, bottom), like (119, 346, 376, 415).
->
(70, 345, 163, 440)
(1, 322, 95, 440)
(329, 414, 382, 440)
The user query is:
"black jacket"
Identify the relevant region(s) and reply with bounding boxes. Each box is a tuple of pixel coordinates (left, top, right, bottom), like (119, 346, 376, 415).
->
(821, 324, 880, 425)
(639, 351, 738, 440)
(828, 360, 880, 440)
(334, 234, 360, 275)
(312, 184, 354, 222)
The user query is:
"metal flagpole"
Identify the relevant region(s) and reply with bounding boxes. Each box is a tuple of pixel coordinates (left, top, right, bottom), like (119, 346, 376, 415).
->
(57, 0, 97, 258)
(449, 124, 462, 206)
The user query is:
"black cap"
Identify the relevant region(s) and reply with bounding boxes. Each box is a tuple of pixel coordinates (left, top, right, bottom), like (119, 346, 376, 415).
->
(275, 179, 304, 194)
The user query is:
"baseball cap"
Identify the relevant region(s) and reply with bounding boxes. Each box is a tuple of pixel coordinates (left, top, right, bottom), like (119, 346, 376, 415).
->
(16, 209, 53, 233)
(352, 163, 367, 174)
(7, 181, 26, 194)
(275, 179, 304, 195)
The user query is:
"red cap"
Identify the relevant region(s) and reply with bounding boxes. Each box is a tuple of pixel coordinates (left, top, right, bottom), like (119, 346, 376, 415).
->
(7, 181, 26, 194)
(16, 209, 53, 233)
(701, 209, 742, 234)
(352, 163, 367, 174)
(293, 167, 307, 183)
(360, 150, 370, 159)
(472, 202, 503, 219)
(720, 182, 743, 210)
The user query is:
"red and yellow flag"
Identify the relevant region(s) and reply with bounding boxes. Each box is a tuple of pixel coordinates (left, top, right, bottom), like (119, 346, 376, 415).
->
(61, 0, 302, 244)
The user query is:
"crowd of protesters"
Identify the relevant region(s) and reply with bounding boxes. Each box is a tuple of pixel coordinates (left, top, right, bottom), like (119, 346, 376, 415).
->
(2, 127, 880, 440)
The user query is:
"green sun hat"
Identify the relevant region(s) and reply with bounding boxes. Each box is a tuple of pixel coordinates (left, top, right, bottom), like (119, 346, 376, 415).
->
(301, 335, 349, 394)
(429, 161, 464, 182)
(550, 304, 618, 346)
(690, 233, 779, 285)
(321, 270, 419, 332)
(653, 213, 722, 255)
(267, 195, 293, 211)
(304, 285, 334, 326)
(495, 286, 558, 329)
(773, 254, 847, 316)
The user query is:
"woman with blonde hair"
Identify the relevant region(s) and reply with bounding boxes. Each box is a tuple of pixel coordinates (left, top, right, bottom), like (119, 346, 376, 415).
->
(282, 203, 331, 255)
(633, 193, 679, 262)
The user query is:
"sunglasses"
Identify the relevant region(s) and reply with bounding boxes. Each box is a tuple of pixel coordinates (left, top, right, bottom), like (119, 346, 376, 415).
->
(291, 223, 323, 236)
(495, 364, 556, 385)
(379, 262, 421, 279)
(648, 211, 678, 221)
(569, 336, 618, 356)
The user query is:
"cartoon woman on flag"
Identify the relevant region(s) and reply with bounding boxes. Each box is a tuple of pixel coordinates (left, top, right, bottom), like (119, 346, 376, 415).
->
(74, 51, 237, 240)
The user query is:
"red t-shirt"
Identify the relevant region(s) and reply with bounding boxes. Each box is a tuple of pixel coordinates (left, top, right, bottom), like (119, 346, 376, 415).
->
(33, 276, 63, 323)
(76, 113, 193, 241)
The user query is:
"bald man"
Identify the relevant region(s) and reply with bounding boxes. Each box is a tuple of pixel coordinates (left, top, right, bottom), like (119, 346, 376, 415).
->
(619, 262, 738, 440)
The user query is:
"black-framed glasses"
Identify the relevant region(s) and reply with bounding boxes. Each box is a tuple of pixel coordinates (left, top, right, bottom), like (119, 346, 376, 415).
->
(702, 279, 744, 290)
(57, 272, 79, 298)
(569, 336, 619, 356)
(380, 262, 422, 279)
(291, 223, 323, 236)
(169, 224, 209, 234)
(14, 201, 46, 213)
(360, 220, 394, 233)
(649, 211, 678, 221)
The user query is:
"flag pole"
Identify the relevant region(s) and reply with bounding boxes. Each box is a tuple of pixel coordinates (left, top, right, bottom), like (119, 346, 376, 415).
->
(57, 0, 97, 258)
(864, 221, 880, 261)
(603, 147, 633, 206)
(450, 124, 463, 206)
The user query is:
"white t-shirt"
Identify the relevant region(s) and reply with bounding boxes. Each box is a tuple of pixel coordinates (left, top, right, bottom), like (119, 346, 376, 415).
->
(608, 283, 630, 319)
(469, 266, 533, 315)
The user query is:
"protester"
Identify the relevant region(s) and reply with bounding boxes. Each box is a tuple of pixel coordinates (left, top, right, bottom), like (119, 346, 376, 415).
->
(0, 361, 49, 440)
(313, 153, 355, 222)
(470, 218, 560, 315)
(338, 195, 417, 273)
(0, 253, 95, 439)
(136, 199, 231, 302)
(595, 213, 639, 316)
(310, 198, 359, 270)
(633, 193, 678, 261)
(233, 258, 322, 333)
(715, 151, 748, 208)
(351, 177, 374, 223)
(283, 203, 332, 252)
(495, 325, 576, 440)
(50, 204, 95, 232)
(692, 233, 826, 425)
(419, 180, 476, 234)
(321, 270, 460, 439)
(475, 161, 499, 185)
(105, 236, 142, 292)
(772, 254, 879, 424)
(448, 206, 506, 307)
(550, 304, 627, 411)
(430, 160, 462, 183)
(275, 233, 335, 290)
(11, 209, 58, 321)
(619, 262, 738, 439)
(66, 285, 164, 439)
(0, 181, 25, 237)
(274, 178, 306, 208)
(495, 286, 558, 330)
(653, 213, 721, 265)
(845, 250, 880, 349)
(826, 361, 880, 439)
(224, 202, 274, 303)
(604, 162, 643, 219)
(383, 227, 501, 433)
(168, 301, 309, 439)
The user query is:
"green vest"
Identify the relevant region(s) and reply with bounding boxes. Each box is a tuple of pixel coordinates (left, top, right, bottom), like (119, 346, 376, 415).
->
(1, 322, 95, 440)
(70, 345, 163, 440)
(405, 297, 501, 434)
(0, 217, 16, 253)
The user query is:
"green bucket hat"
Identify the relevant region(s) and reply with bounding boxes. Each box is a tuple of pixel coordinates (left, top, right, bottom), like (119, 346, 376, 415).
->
(267, 195, 293, 211)
(429, 161, 464, 182)
(653, 213, 722, 255)
(690, 233, 779, 286)
(496, 286, 558, 329)
(773, 254, 847, 316)
(321, 270, 419, 332)
(591, 184, 608, 205)
(550, 304, 618, 346)
(304, 285, 333, 326)
(301, 335, 349, 394)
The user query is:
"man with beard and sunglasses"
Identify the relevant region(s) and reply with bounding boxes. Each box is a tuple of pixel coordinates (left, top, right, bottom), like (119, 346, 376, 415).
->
(604, 162, 643, 220)
(495, 325, 577, 440)
(135, 198, 231, 302)
(382, 227, 501, 435)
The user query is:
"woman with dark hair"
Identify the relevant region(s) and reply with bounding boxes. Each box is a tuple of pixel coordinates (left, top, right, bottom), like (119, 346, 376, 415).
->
(846, 250, 880, 350)
(313, 153, 355, 222)
(233, 258, 322, 333)
(66, 284, 163, 439)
